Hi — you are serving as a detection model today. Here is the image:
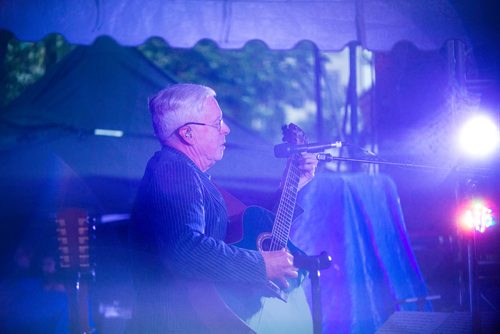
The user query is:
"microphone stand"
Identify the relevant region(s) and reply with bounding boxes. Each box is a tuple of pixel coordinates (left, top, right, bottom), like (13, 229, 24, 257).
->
(295, 252, 332, 334)
(316, 154, 491, 175)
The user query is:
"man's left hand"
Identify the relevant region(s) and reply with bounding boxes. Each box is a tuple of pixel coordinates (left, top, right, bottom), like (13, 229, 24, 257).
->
(297, 152, 318, 190)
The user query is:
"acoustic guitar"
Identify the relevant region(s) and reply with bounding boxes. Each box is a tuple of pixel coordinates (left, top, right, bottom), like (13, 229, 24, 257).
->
(233, 123, 313, 333)
(189, 123, 313, 333)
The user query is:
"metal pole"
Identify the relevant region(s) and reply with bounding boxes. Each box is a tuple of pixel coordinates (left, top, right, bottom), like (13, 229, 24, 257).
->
(467, 229, 481, 333)
(348, 43, 358, 148)
(314, 45, 324, 142)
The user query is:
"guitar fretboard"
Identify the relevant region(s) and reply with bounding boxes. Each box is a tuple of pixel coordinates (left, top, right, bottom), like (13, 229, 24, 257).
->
(270, 158, 300, 251)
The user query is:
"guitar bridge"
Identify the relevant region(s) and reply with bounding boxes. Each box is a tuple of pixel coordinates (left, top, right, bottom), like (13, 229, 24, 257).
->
(266, 281, 288, 302)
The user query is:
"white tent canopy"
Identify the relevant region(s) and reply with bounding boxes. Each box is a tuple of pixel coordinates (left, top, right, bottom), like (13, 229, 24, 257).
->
(1, 0, 468, 50)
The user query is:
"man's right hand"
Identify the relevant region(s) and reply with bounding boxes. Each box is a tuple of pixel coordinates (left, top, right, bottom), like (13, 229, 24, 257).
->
(260, 249, 298, 289)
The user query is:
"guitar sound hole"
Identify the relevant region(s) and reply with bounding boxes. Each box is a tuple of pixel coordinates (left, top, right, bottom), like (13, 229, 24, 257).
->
(256, 233, 286, 252)
(260, 237, 272, 252)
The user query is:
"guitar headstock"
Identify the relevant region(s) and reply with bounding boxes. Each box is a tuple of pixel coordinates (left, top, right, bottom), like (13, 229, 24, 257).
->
(281, 123, 308, 146)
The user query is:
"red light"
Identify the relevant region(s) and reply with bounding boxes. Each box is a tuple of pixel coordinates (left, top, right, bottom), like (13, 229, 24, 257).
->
(459, 201, 495, 233)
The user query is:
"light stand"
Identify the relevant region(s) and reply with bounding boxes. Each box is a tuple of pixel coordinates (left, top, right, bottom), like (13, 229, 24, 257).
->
(467, 228, 480, 333)
(458, 176, 483, 333)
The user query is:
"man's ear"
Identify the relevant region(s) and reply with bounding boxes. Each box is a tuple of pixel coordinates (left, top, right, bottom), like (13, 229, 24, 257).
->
(178, 126, 194, 144)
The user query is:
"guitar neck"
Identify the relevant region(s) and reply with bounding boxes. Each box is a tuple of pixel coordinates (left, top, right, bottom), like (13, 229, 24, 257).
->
(270, 157, 300, 250)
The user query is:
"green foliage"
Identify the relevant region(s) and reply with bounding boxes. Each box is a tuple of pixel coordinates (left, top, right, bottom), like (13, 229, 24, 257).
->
(1, 33, 74, 107)
(2, 33, 351, 144)
(139, 38, 319, 142)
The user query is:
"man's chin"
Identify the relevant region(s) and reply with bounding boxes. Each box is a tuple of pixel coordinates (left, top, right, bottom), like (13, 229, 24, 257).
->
(218, 147, 225, 159)
(207, 152, 224, 168)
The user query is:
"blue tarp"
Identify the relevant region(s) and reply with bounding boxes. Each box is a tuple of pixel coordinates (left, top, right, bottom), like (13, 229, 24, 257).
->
(292, 173, 429, 333)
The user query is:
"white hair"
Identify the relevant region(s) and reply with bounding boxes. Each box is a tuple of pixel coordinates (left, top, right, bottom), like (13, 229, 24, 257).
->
(149, 84, 216, 144)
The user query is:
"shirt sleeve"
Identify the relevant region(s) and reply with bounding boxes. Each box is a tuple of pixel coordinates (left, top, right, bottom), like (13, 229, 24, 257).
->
(147, 160, 268, 285)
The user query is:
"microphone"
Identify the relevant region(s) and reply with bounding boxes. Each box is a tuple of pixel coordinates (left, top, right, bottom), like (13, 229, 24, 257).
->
(274, 141, 343, 158)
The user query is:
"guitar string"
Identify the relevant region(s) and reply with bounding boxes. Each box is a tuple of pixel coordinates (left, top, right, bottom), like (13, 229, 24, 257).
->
(270, 158, 300, 251)
(272, 166, 299, 249)
(270, 160, 291, 251)
(276, 172, 297, 244)
(275, 163, 299, 242)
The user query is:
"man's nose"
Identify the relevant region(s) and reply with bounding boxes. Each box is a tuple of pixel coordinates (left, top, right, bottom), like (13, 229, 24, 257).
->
(222, 121, 230, 134)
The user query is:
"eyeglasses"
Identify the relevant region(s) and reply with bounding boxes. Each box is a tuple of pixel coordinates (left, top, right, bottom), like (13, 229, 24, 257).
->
(178, 118, 225, 132)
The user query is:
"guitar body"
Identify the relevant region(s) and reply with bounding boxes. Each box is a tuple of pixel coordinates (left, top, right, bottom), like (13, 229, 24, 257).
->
(236, 206, 304, 298)
(232, 206, 313, 334)
(246, 286, 312, 334)
(235, 206, 303, 266)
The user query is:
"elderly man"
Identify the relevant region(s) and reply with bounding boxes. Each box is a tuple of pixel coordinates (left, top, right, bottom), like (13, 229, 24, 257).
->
(129, 84, 317, 333)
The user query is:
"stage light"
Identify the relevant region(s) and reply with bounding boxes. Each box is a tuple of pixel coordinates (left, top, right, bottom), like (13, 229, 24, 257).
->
(458, 115, 500, 157)
(459, 200, 495, 233)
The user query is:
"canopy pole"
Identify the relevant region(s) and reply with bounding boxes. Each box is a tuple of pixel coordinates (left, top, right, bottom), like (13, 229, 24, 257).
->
(347, 42, 360, 171)
(348, 43, 359, 147)
(448, 39, 482, 333)
(313, 45, 324, 142)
